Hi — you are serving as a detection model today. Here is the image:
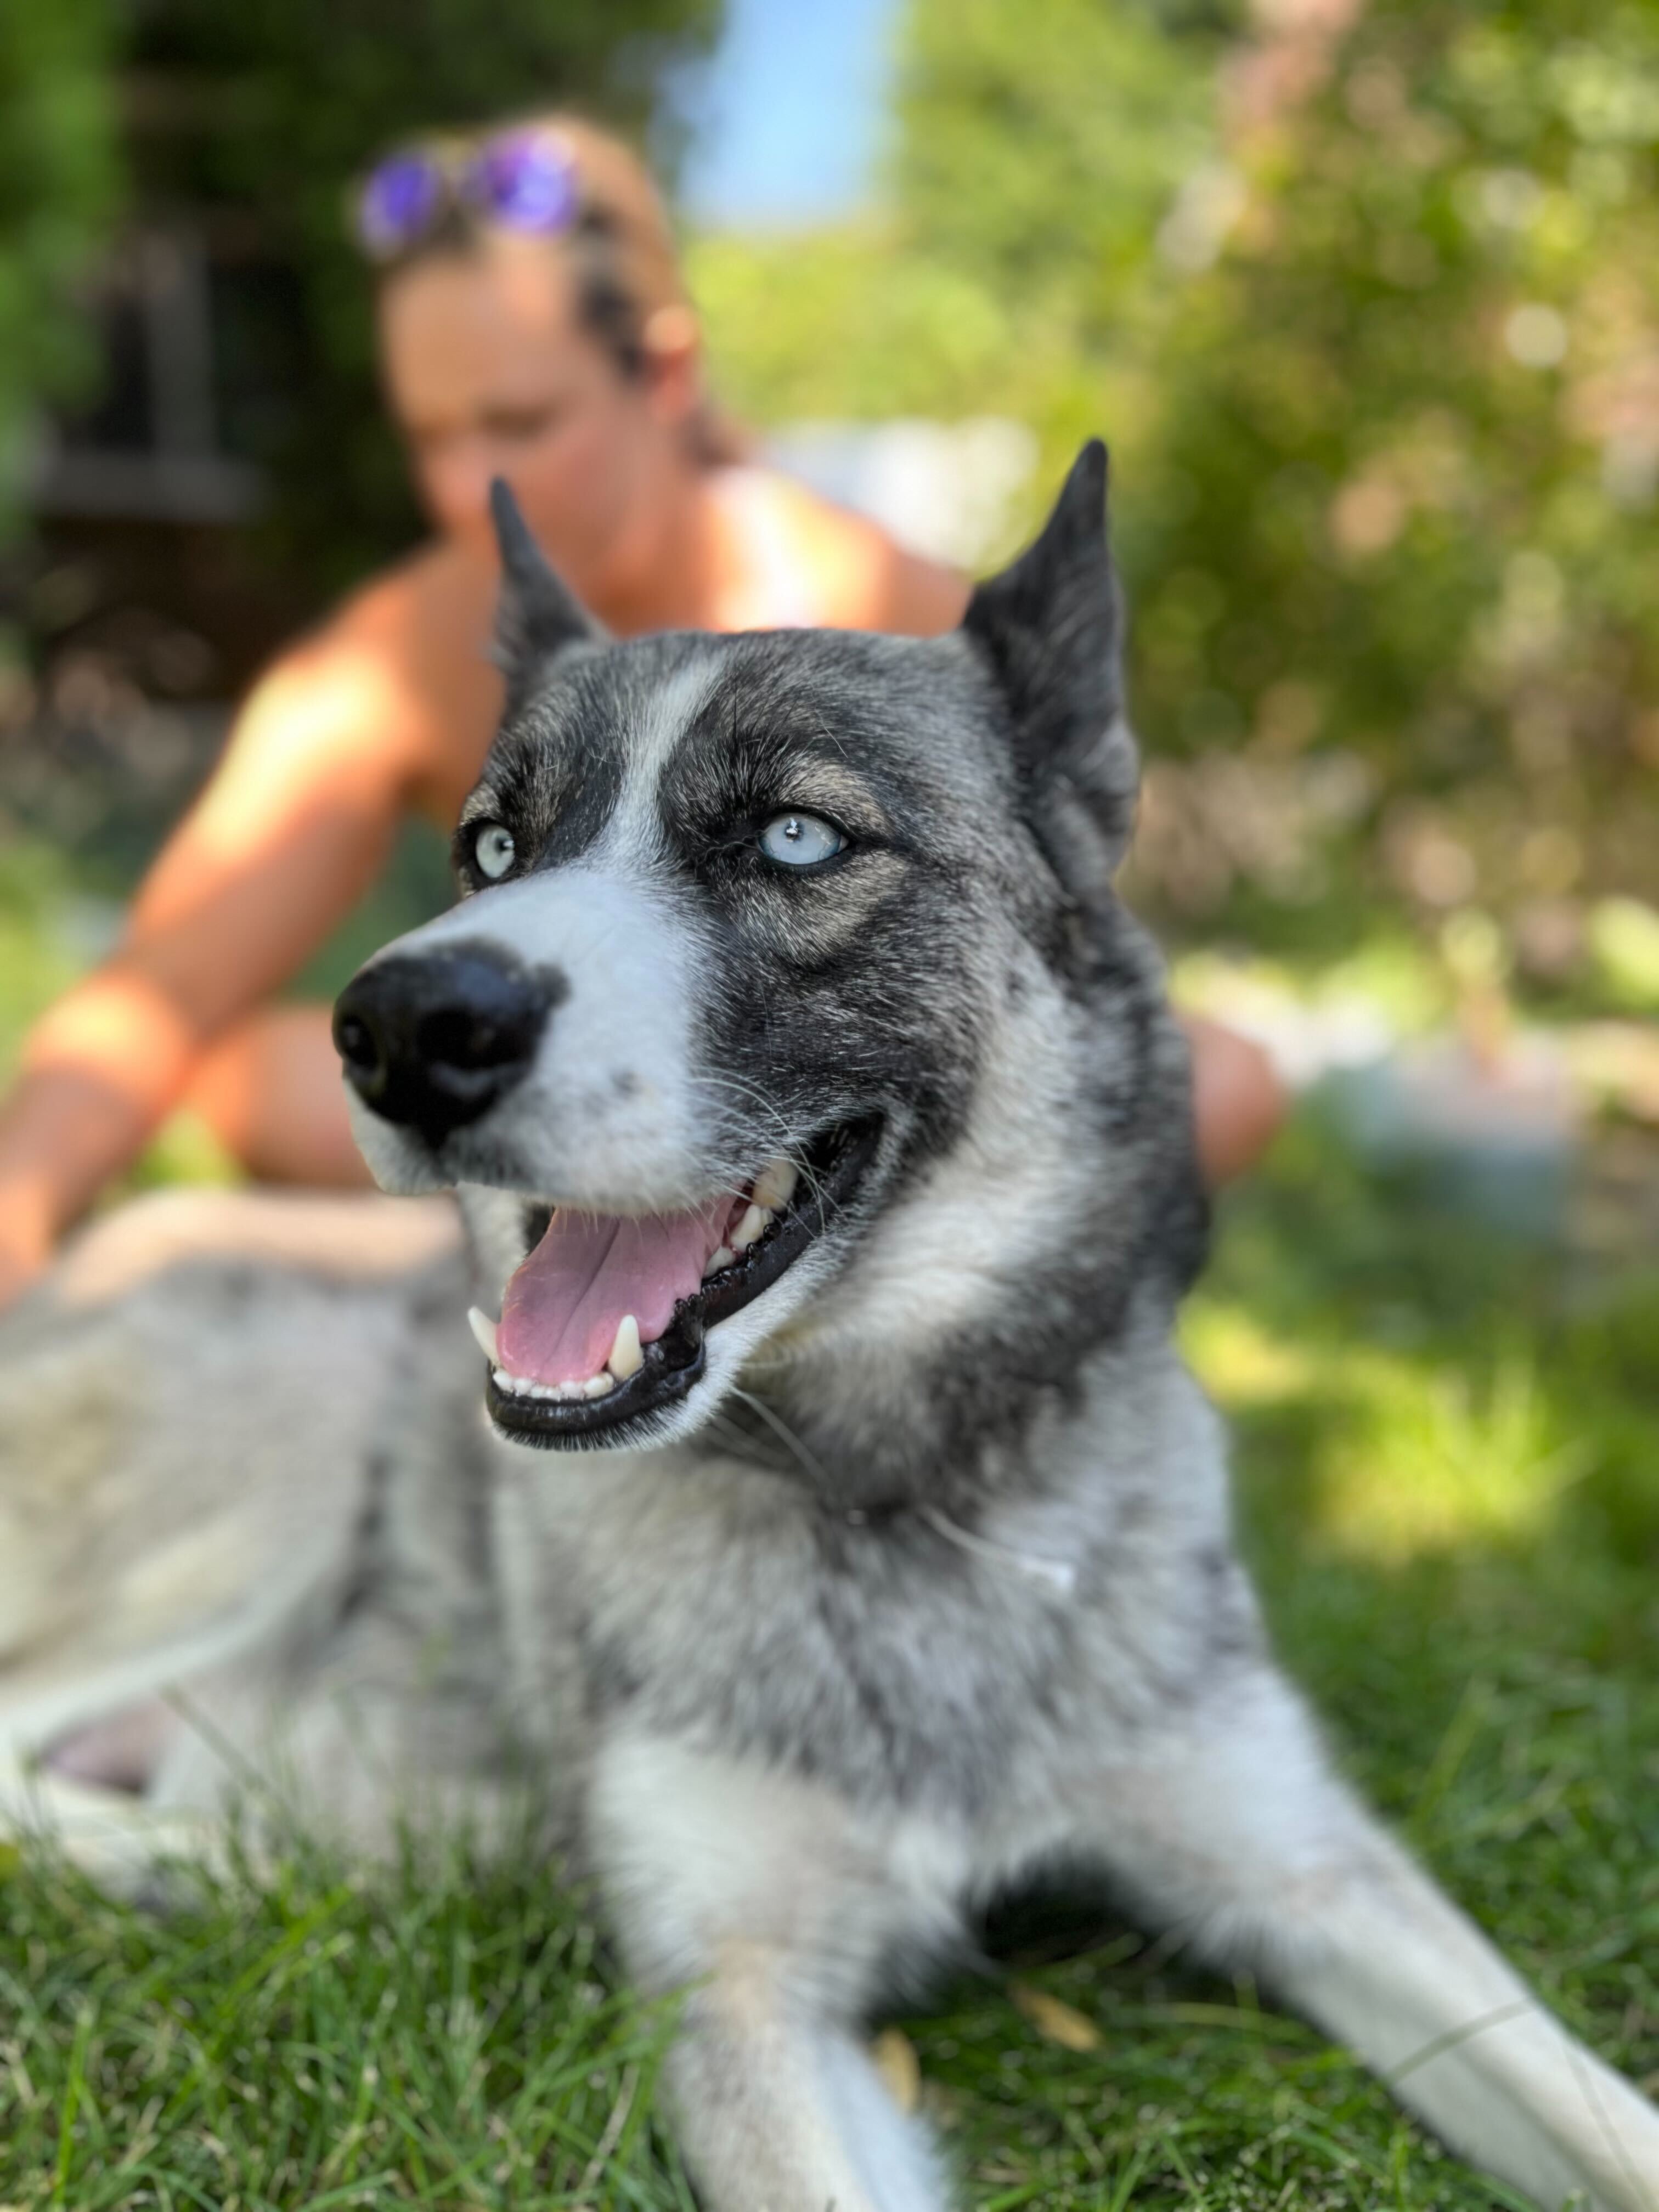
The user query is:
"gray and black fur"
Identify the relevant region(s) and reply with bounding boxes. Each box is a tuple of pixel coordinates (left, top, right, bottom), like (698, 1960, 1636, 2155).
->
(2, 448, 1656, 2212)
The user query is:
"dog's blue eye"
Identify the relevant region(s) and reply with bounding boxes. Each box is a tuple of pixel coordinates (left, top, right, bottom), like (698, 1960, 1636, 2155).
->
(472, 822, 516, 881)
(758, 812, 845, 868)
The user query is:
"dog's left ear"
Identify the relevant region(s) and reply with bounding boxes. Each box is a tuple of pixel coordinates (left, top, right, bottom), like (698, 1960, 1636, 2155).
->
(963, 440, 1137, 895)
(489, 477, 600, 702)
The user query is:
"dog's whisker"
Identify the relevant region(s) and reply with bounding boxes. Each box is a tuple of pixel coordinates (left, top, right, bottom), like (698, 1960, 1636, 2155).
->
(726, 1387, 830, 1487)
(682, 1070, 843, 1227)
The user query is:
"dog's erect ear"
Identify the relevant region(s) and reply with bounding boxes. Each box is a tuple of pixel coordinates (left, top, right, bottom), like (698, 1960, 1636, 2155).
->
(963, 441, 1137, 894)
(489, 477, 599, 695)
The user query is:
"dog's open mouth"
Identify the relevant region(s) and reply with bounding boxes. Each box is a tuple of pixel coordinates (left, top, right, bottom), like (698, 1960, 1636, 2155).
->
(475, 1117, 881, 1443)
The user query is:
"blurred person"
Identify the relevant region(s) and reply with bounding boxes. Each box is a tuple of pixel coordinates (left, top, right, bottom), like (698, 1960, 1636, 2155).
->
(0, 116, 1282, 1304)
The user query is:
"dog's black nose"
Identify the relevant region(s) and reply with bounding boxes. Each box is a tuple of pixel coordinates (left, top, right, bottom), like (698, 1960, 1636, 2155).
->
(332, 945, 554, 1146)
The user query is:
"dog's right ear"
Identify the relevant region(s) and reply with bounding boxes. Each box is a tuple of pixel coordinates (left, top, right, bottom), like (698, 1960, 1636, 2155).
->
(962, 441, 1137, 899)
(489, 477, 600, 698)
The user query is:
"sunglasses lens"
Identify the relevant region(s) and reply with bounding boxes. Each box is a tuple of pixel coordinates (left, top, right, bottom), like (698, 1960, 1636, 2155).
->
(357, 153, 444, 257)
(468, 131, 579, 232)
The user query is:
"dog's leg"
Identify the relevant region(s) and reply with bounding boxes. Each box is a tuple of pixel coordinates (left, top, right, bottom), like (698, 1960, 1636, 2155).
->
(0, 1745, 226, 1897)
(590, 1731, 952, 2212)
(1045, 1664, 1659, 2212)
(665, 1951, 946, 2212)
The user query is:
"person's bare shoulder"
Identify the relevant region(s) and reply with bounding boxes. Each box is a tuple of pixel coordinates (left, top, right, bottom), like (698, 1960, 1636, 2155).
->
(289, 537, 502, 815)
(868, 537, 973, 638)
(325, 535, 479, 644)
(760, 472, 970, 638)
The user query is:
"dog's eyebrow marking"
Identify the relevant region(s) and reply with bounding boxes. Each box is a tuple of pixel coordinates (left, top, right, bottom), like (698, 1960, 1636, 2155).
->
(602, 654, 723, 868)
(667, 680, 898, 845)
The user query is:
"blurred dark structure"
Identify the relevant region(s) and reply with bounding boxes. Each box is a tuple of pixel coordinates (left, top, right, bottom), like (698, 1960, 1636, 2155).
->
(32, 204, 311, 702)
(8, 0, 720, 878)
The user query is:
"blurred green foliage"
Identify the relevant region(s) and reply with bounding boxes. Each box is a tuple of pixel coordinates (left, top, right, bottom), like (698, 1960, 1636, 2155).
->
(125, 0, 720, 594)
(0, 0, 121, 533)
(1128, 0, 1659, 911)
(695, 0, 1659, 923)
(695, 0, 1224, 431)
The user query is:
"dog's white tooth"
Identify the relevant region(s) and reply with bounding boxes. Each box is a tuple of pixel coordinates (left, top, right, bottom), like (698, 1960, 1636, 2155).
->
(703, 1245, 736, 1278)
(467, 1307, 499, 1363)
(584, 1372, 615, 1397)
(608, 1314, 644, 1380)
(732, 1203, 772, 1250)
(752, 1159, 798, 1212)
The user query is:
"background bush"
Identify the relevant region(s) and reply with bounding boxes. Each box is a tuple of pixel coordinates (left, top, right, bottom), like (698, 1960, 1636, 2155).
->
(695, 0, 1659, 933)
(0, 0, 121, 538)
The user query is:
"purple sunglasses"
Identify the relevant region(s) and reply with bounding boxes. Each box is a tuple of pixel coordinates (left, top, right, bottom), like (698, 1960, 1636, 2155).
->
(354, 127, 580, 262)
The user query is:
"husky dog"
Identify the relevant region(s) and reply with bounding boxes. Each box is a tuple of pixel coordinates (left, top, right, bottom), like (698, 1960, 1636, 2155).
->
(2, 449, 1656, 2212)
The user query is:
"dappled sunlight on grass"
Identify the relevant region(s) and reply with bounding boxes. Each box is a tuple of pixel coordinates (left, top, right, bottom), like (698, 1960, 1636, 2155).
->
(1199, 1104, 1659, 1577)
(1186, 1305, 1595, 1562)
(1172, 933, 1454, 1041)
(1179, 1304, 1320, 1406)
(1310, 1352, 1595, 1565)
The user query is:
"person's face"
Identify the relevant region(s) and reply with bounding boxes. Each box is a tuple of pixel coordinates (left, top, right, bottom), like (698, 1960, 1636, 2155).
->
(377, 234, 690, 595)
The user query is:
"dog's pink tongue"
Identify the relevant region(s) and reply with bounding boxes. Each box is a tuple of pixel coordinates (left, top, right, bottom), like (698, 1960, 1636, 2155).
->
(496, 1199, 733, 1386)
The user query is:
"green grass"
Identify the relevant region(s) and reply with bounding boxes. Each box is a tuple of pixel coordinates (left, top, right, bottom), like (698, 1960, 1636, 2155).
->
(0, 1839, 696, 2210)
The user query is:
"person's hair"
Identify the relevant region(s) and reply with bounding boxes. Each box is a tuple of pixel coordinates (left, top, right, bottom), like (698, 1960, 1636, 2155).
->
(373, 111, 747, 469)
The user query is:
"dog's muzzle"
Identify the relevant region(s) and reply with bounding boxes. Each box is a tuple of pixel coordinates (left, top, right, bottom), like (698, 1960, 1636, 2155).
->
(334, 932, 884, 1452)
(332, 944, 558, 1146)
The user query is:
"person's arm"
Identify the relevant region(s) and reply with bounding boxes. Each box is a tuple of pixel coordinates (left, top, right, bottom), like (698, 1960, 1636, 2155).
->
(0, 613, 431, 1300)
